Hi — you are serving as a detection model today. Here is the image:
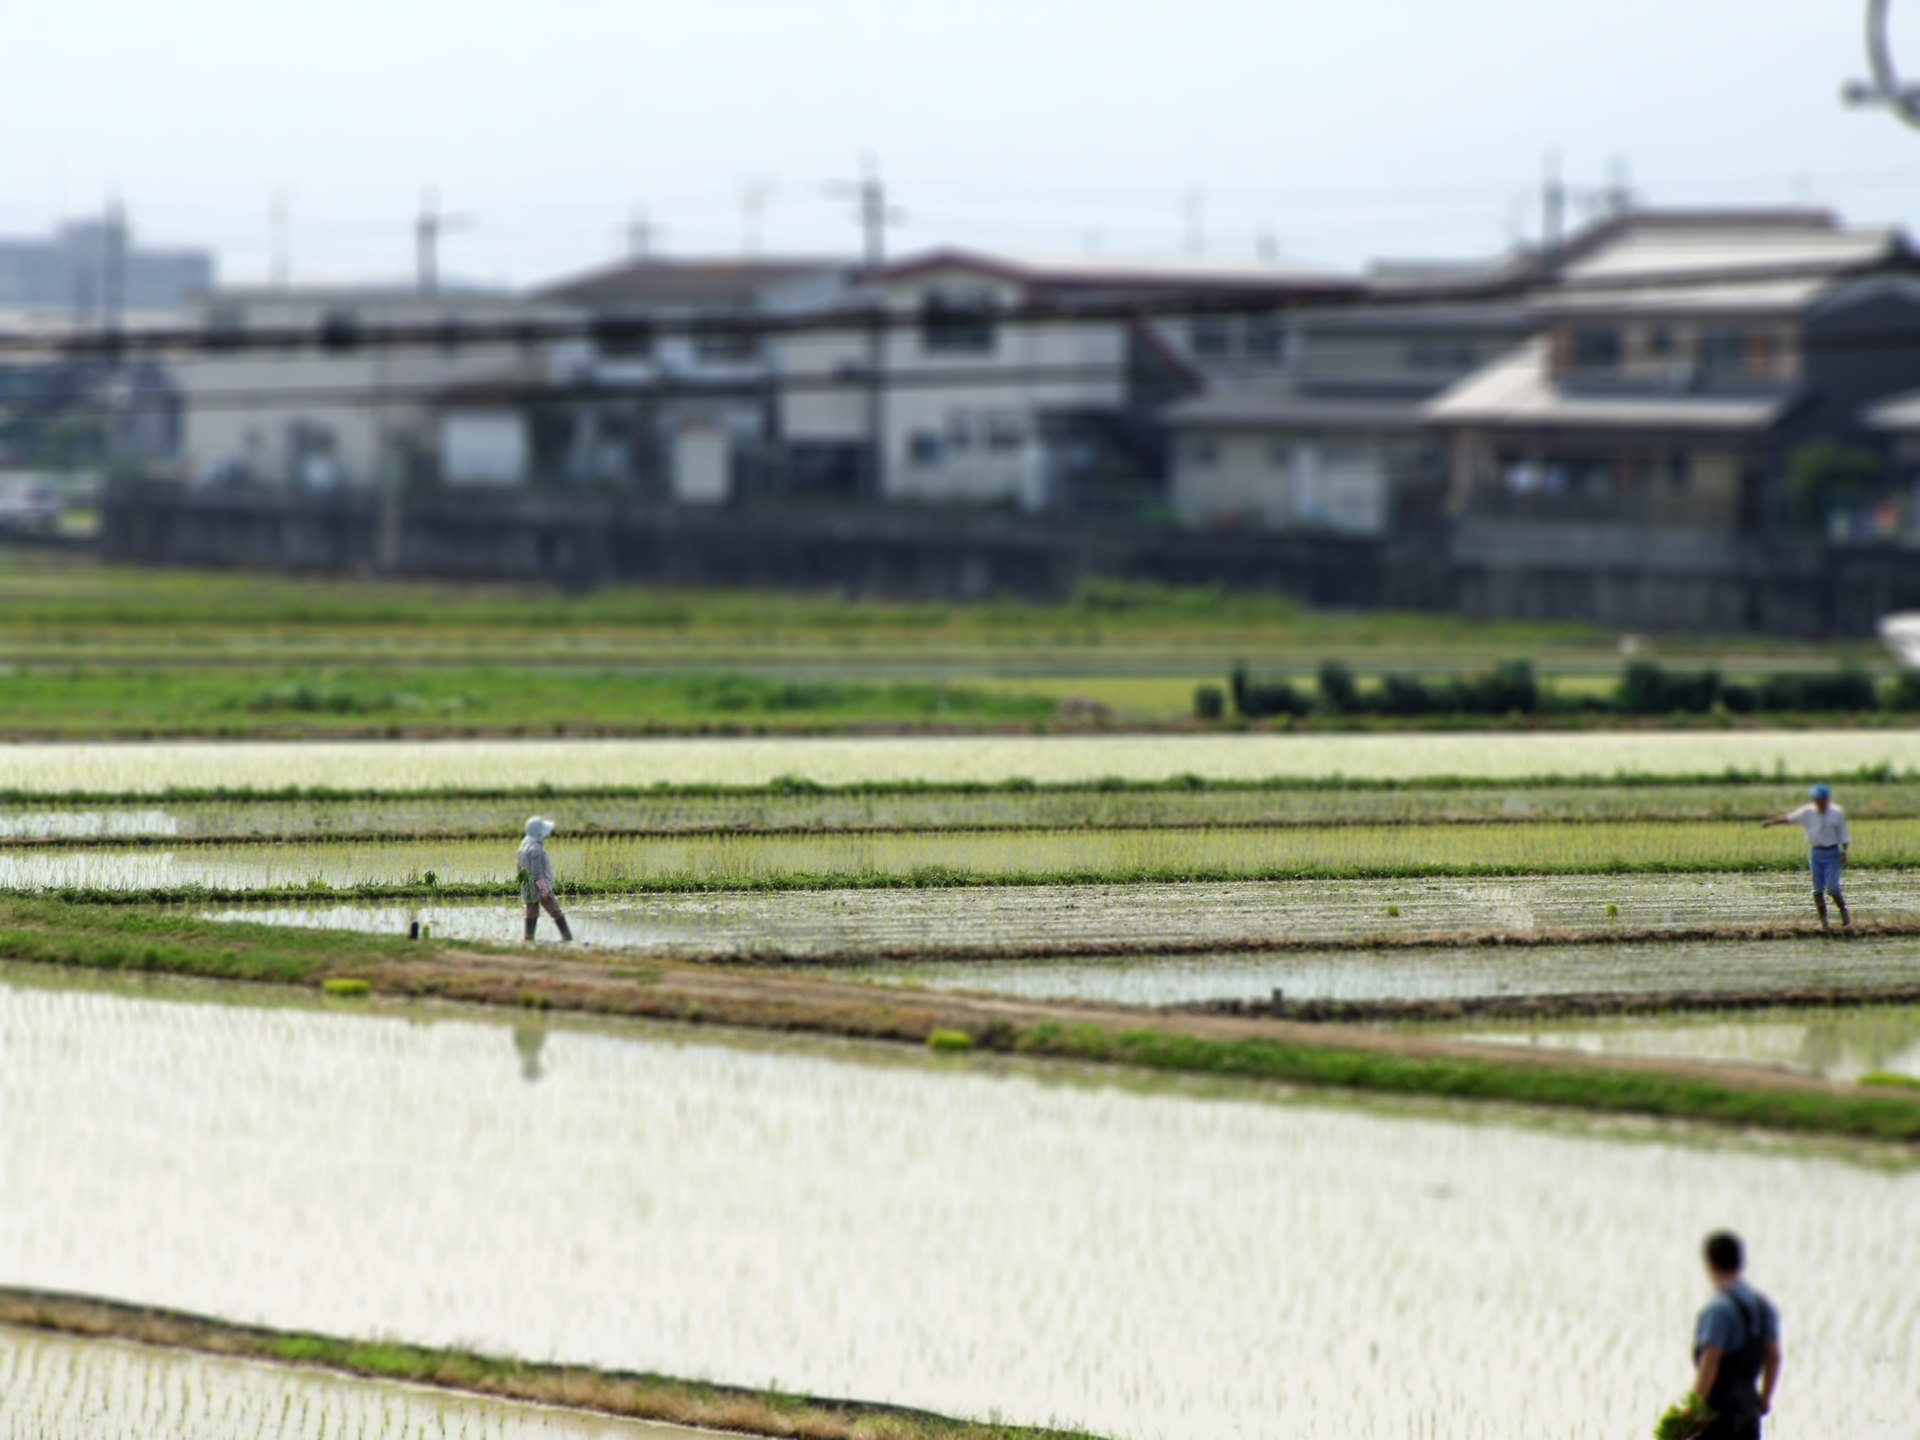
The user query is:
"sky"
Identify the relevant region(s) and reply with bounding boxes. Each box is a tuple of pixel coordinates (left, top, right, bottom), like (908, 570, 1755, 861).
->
(6, 0, 1920, 289)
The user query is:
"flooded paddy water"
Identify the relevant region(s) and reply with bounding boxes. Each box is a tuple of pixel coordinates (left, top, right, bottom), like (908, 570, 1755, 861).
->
(3, 967, 1917, 1439)
(1415, 1004, 1920, 1084)
(204, 870, 1920, 964)
(0, 1326, 683, 1440)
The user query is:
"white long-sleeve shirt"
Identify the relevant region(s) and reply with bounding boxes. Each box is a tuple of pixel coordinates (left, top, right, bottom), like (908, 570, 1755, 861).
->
(1786, 802, 1849, 849)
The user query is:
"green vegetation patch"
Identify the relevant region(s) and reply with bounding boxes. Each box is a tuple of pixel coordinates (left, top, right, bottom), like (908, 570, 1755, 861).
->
(1003, 1024, 1920, 1143)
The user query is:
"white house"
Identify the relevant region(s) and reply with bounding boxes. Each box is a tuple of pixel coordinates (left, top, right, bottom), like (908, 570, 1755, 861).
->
(175, 285, 553, 490)
(777, 249, 1360, 513)
(1166, 303, 1531, 536)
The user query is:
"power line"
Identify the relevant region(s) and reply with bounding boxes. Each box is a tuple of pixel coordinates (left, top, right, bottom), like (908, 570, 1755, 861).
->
(3, 251, 1916, 361)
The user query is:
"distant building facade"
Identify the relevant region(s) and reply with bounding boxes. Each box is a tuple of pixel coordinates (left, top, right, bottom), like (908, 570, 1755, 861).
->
(175, 286, 549, 490)
(778, 250, 1362, 515)
(1165, 302, 1530, 536)
(0, 215, 213, 320)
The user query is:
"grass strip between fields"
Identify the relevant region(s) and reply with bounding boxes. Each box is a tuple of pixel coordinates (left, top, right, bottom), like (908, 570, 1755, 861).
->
(5, 898, 1920, 1142)
(0, 1289, 1101, 1440)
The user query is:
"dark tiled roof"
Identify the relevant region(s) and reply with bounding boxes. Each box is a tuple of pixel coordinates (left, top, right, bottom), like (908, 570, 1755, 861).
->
(533, 257, 851, 308)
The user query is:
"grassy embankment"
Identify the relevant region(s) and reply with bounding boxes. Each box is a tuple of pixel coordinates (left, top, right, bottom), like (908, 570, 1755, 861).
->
(0, 1289, 1099, 1440)
(6, 897, 1920, 1142)
(0, 556, 1895, 732)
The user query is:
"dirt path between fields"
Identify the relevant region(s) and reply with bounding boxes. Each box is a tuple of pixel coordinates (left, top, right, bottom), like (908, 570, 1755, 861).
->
(357, 943, 1897, 1104)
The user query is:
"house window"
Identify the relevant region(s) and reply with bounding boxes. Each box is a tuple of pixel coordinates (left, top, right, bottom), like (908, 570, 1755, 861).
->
(908, 431, 943, 467)
(1191, 314, 1232, 359)
(1664, 453, 1691, 489)
(1405, 340, 1476, 371)
(1570, 328, 1622, 371)
(1269, 441, 1291, 469)
(1700, 329, 1747, 375)
(692, 319, 759, 364)
(1648, 327, 1676, 357)
(203, 306, 245, 351)
(1242, 313, 1284, 360)
(921, 292, 997, 354)
(1183, 437, 1219, 469)
(594, 316, 653, 360)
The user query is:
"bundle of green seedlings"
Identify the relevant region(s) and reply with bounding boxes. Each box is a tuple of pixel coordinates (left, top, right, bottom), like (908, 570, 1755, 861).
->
(1652, 1391, 1714, 1440)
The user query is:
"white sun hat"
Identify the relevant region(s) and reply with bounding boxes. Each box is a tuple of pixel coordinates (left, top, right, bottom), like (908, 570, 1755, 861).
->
(524, 816, 555, 840)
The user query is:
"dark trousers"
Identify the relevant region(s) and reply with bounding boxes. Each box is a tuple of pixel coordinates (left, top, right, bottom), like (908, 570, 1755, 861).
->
(1699, 1412, 1760, 1440)
(525, 893, 571, 940)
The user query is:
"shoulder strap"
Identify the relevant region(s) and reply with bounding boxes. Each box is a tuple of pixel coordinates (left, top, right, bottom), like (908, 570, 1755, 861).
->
(1725, 1286, 1759, 1348)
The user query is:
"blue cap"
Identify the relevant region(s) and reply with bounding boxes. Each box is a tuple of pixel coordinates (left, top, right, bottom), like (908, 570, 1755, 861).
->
(1809, 783, 1831, 799)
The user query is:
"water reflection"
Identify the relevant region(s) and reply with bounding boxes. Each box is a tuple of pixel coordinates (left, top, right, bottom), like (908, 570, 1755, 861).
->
(512, 1024, 548, 1083)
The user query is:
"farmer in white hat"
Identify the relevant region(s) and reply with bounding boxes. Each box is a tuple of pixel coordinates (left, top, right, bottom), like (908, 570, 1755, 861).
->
(517, 816, 573, 942)
(1761, 782, 1850, 930)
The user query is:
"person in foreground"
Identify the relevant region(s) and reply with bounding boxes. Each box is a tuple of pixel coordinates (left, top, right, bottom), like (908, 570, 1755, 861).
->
(1691, 1230, 1781, 1439)
(517, 816, 573, 942)
(1760, 782, 1850, 929)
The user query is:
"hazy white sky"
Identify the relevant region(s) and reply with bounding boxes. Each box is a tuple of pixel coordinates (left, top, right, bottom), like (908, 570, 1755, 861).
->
(7, 0, 1919, 286)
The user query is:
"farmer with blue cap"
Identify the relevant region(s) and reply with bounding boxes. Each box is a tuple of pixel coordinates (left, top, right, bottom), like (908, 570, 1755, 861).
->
(1761, 783, 1850, 929)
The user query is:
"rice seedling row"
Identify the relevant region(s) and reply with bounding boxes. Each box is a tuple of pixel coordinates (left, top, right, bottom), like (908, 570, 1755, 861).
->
(1, 730, 1918, 794)
(6, 973, 1918, 1439)
(193, 871, 1920, 961)
(13, 778, 1920, 844)
(4, 819, 1913, 896)
(0, 1326, 681, 1440)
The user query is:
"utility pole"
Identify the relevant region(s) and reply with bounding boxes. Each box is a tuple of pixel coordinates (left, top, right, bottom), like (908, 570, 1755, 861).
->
(100, 197, 125, 336)
(741, 179, 775, 255)
(829, 158, 903, 501)
(1540, 154, 1566, 279)
(271, 193, 290, 288)
(627, 207, 662, 261)
(1183, 188, 1206, 256)
(415, 189, 471, 296)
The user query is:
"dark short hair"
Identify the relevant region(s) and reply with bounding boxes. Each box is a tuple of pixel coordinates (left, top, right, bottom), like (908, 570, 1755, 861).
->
(1704, 1231, 1744, 1274)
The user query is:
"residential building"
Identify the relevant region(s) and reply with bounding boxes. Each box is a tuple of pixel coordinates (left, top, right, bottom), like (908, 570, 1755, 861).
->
(778, 250, 1361, 514)
(1165, 301, 1529, 536)
(1430, 209, 1920, 535)
(176, 285, 549, 489)
(456, 255, 858, 500)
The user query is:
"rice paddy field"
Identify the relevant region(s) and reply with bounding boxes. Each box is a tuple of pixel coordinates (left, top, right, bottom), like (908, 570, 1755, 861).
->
(4, 969, 1917, 1440)
(0, 728, 1918, 792)
(7, 728, 1920, 1434)
(0, 1327, 685, 1440)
